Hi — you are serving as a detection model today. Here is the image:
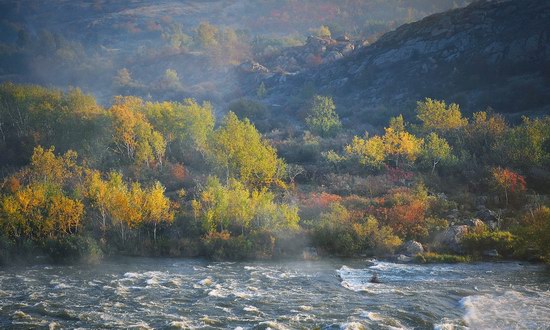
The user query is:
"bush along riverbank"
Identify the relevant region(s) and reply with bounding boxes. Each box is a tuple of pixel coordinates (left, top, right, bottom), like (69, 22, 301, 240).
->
(0, 221, 546, 266)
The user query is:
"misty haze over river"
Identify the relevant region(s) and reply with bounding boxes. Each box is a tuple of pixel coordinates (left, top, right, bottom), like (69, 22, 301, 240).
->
(1, 258, 549, 329)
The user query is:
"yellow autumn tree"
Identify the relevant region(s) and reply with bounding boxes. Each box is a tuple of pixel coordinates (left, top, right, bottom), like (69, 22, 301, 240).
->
(416, 98, 467, 133)
(0, 146, 85, 241)
(102, 172, 143, 242)
(29, 146, 79, 185)
(84, 170, 173, 243)
(109, 96, 166, 167)
(143, 181, 174, 241)
(346, 116, 423, 167)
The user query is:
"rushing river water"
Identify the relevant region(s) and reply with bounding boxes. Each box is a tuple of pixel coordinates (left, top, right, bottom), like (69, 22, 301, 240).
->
(0, 258, 549, 329)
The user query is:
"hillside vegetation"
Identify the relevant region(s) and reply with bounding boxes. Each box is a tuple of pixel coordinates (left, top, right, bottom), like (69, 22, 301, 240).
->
(0, 0, 469, 104)
(0, 83, 549, 264)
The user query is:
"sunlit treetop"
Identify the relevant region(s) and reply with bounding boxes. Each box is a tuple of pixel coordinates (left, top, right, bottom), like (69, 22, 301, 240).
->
(416, 98, 467, 133)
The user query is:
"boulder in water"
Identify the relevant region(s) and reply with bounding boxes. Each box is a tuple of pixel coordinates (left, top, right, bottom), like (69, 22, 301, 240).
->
(365, 258, 377, 267)
(483, 249, 500, 258)
(395, 254, 413, 263)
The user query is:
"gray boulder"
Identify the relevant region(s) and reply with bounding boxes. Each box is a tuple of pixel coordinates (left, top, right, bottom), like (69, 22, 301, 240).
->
(476, 207, 499, 230)
(400, 240, 424, 256)
(395, 254, 414, 263)
(483, 249, 500, 258)
(433, 225, 469, 253)
(239, 60, 269, 74)
(463, 218, 486, 228)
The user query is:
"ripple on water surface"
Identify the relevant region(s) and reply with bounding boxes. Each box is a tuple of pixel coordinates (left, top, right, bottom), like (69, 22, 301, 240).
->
(0, 258, 548, 329)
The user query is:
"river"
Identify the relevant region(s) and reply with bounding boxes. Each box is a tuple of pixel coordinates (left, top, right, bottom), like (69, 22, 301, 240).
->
(0, 258, 549, 329)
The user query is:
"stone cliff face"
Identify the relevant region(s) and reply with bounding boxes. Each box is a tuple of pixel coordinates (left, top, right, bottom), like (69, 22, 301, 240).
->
(255, 0, 550, 122)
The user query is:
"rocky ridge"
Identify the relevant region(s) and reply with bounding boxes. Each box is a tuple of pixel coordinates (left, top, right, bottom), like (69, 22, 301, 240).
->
(245, 0, 550, 122)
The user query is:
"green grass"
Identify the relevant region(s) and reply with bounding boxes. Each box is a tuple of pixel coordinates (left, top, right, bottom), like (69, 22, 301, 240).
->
(415, 252, 472, 263)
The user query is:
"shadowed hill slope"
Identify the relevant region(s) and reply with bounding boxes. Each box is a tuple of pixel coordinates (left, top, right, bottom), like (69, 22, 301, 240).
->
(258, 0, 550, 125)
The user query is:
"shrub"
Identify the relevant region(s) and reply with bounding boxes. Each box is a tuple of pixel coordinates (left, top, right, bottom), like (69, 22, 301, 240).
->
(306, 95, 342, 138)
(462, 230, 517, 257)
(514, 206, 550, 262)
(42, 236, 103, 264)
(201, 231, 253, 260)
(0, 237, 40, 265)
(248, 230, 276, 259)
(0, 235, 15, 265)
(312, 203, 401, 257)
(227, 98, 267, 122)
(368, 185, 430, 240)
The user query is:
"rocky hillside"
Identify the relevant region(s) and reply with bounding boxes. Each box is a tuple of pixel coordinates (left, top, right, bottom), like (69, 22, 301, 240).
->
(0, 0, 470, 106)
(241, 35, 368, 75)
(250, 0, 550, 124)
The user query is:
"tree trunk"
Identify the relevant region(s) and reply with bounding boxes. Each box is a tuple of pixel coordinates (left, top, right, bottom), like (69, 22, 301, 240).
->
(101, 210, 107, 239)
(504, 189, 509, 206)
(432, 160, 438, 174)
(120, 222, 125, 243)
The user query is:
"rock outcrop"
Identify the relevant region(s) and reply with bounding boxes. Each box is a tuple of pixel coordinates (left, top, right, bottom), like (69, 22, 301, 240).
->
(475, 207, 500, 230)
(400, 240, 424, 256)
(252, 0, 550, 122)
(433, 225, 470, 253)
(250, 36, 365, 74)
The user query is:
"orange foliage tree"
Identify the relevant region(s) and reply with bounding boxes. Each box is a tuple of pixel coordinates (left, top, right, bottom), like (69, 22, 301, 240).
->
(491, 167, 526, 206)
(368, 185, 429, 240)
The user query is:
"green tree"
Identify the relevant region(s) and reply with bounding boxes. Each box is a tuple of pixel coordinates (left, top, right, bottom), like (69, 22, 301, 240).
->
(306, 95, 342, 137)
(517, 206, 550, 262)
(466, 110, 508, 162)
(192, 176, 299, 236)
(209, 112, 285, 188)
(227, 98, 267, 122)
(161, 23, 192, 49)
(159, 69, 182, 90)
(257, 82, 267, 99)
(0, 83, 108, 165)
(503, 116, 550, 167)
(421, 132, 454, 173)
(142, 99, 214, 159)
(113, 68, 135, 88)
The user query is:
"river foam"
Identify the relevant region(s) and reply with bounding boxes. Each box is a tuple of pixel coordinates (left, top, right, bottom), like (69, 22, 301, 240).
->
(1, 258, 548, 329)
(460, 290, 550, 329)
